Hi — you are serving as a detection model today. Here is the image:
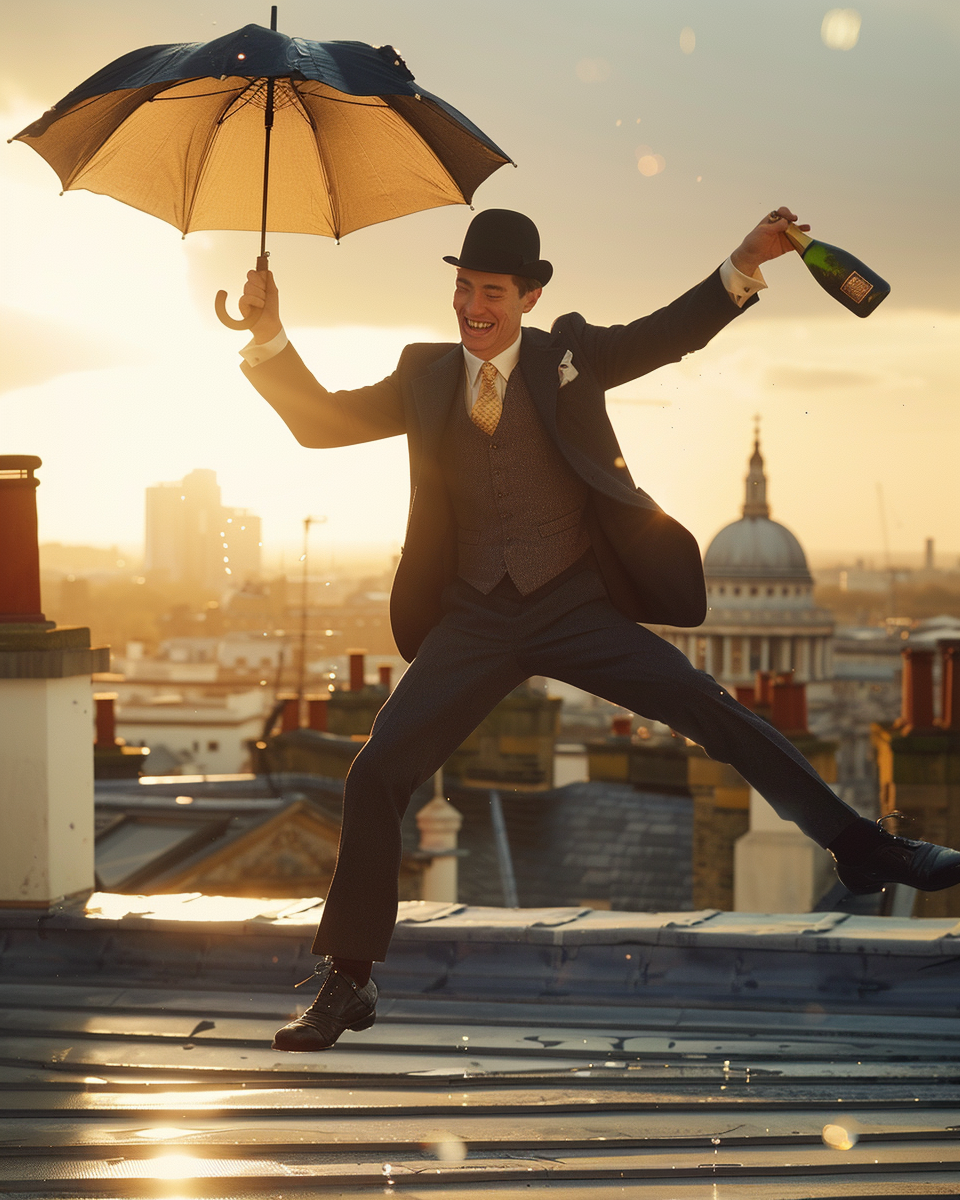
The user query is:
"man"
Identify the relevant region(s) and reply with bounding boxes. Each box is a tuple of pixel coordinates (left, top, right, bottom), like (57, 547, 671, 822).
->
(237, 207, 960, 1052)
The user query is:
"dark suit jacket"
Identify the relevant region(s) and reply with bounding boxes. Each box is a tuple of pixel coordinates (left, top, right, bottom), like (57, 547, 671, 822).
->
(242, 267, 757, 661)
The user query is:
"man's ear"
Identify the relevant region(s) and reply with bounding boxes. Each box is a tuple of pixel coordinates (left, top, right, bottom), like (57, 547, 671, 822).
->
(522, 287, 543, 314)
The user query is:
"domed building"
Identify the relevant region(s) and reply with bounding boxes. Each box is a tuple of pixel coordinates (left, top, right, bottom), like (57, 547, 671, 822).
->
(661, 431, 834, 686)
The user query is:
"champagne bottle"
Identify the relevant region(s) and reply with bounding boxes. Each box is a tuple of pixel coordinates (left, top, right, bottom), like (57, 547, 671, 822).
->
(784, 224, 890, 317)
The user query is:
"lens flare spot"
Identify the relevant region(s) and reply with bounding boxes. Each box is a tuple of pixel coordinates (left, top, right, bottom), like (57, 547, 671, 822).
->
(822, 1121, 860, 1150)
(821, 9, 861, 50)
(680, 27, 696, 54)
(638, 154, 666, 177)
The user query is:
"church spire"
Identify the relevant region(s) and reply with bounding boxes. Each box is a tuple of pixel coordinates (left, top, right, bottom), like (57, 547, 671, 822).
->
(742, 416, 770, 518)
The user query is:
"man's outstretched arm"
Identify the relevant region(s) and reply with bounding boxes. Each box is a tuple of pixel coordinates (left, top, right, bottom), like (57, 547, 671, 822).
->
(571, 206, 810, 391)
(236, 268, 406, 448)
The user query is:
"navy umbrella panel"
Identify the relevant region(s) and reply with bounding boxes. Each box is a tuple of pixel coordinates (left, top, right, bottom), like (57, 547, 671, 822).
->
(13, 23, 512, 242)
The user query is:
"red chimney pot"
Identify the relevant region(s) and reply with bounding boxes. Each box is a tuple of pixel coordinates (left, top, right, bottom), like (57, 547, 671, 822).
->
(939, 641, 960, 732)
(349, 650, 366, 692)
(307, 696, 328, 732)
(94, 693, 118, 748)
(901, 648, 936, 733)
(0, 455, 46, 623)
(279, 695, 300, 732)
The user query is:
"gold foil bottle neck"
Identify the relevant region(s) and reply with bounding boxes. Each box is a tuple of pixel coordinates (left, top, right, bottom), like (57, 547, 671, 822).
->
(784, 223, 813, 253)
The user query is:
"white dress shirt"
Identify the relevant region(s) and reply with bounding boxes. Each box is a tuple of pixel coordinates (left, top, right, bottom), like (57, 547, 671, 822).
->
(239, 257, 766, 370)
(460, 333, 521, 413)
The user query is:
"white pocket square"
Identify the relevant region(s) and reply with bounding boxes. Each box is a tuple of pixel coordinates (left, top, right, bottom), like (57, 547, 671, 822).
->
(558, 349, 578, 388)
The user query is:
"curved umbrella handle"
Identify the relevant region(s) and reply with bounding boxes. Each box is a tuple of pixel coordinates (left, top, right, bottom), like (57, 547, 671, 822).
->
(215, 254, 270, 330)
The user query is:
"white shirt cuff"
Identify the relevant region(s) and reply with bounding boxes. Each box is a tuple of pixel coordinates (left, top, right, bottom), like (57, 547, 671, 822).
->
(720, 257, 767, 308)
(240, 327, 288, 367)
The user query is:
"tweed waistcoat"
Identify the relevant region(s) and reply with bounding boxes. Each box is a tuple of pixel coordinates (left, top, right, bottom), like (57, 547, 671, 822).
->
(441, 365, 591, 595)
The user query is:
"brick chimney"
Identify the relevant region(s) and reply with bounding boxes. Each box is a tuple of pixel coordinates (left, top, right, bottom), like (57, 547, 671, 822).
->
(938, 641, 960, 733)
(900, 647, 936, 733)
(0, 456, 109, 908)
(94, 693, 119, 747)
(307, 695, 328, 732)
(279, 694, 300, 732)
(348, 649, 366, 692)
(770, 672, 808, 737)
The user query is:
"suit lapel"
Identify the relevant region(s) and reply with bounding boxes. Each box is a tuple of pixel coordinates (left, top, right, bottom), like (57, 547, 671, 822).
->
(518, 328, 564, 434)
(411, 345, 463, 456)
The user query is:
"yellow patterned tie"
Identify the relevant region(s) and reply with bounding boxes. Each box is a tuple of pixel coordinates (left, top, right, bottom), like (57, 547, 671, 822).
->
(470, 360, 502, 436)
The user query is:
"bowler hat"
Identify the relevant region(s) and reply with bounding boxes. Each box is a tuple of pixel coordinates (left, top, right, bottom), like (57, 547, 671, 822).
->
(443, 209, 552, 287)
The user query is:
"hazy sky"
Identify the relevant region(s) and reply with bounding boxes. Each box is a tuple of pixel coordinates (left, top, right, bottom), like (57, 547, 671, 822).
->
(1, 0, 958, 563)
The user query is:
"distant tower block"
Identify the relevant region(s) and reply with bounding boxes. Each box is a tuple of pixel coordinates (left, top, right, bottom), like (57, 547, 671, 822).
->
(925, 538, 935, 571)
(0, 457, 109, 908)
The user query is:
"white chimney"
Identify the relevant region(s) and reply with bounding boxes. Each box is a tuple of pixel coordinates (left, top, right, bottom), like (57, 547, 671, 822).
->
(0, 456, 109, 908)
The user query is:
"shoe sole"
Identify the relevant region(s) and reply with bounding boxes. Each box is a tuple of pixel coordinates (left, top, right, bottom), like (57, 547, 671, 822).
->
(271, 1009, 376, 1052)
(837, 865, 960, 895)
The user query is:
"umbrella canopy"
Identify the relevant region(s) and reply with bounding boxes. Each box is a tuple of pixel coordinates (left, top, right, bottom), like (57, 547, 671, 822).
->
(12, 22, 512, 242)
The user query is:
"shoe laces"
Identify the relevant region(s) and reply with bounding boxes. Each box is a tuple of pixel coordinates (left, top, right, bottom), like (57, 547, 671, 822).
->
(295, 956, 333, 989)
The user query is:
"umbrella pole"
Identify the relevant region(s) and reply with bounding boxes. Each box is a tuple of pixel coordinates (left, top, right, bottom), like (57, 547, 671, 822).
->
(258, 5, 278, 262)
(215, 4, 278, 329)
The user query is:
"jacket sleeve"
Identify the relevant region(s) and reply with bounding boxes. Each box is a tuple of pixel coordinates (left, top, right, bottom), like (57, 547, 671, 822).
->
(240, 341, 407, 448)
(562, 267, 758, 391)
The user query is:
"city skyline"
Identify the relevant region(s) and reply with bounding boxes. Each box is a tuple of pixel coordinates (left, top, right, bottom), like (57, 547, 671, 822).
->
(1, 0, 958, 559)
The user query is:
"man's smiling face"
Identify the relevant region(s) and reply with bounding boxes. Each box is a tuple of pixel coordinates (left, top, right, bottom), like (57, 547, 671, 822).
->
(453, 268, 541, 360)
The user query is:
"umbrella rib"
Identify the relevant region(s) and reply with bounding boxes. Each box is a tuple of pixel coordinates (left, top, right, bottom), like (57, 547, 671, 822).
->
(216, 78, 271, 125)
(147, 84, 252, 101)
(290, 80, 341, 241)
(294, 87, 393, 109)
(181, 86, 256, 235)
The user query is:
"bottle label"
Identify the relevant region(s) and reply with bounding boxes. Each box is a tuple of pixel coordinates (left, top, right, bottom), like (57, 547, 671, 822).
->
(840, 271, 874, 303)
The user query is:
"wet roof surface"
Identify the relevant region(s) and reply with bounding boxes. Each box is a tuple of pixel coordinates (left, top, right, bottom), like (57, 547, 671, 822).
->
(1, 894, 958, 1197)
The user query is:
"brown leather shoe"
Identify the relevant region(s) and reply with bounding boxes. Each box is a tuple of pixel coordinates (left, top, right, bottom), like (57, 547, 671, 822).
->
(272, 960, 377, 1051)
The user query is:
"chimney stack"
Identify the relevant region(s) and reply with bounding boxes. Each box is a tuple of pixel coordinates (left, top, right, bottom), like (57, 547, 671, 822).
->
(734, 684, 756, 709)
(900, 648, 936, 733)
(94, 693, 119, 747)
(378, 664, 392, 690)
(307, 695, 328, 732)
(348, 650, 366, 692)
(0, 456, 108, 908)
(0, 457, 46, 624)
(771, 673, 808, 737)
(939, 641, 960, 732)
(279, 695, 300, 732)
(925, 537, 935, 571)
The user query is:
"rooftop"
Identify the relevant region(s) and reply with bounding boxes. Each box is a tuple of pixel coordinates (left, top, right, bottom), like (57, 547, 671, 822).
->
(1, 891, 958, 1196)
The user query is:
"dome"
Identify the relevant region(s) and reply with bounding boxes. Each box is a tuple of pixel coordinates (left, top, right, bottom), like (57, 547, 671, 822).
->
(705, 516, 812, 580)
(703, 432, 813, 582)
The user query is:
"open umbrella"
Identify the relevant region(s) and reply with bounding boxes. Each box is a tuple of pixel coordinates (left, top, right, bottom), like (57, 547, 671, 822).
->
(12, 7, 512, 328)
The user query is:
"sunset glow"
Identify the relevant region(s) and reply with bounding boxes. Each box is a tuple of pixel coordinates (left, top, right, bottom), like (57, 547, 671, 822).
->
(2, 1, 957, 563)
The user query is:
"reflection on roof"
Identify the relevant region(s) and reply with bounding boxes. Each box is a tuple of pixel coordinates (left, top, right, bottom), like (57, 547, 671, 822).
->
(1, 892, 959, 1194)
